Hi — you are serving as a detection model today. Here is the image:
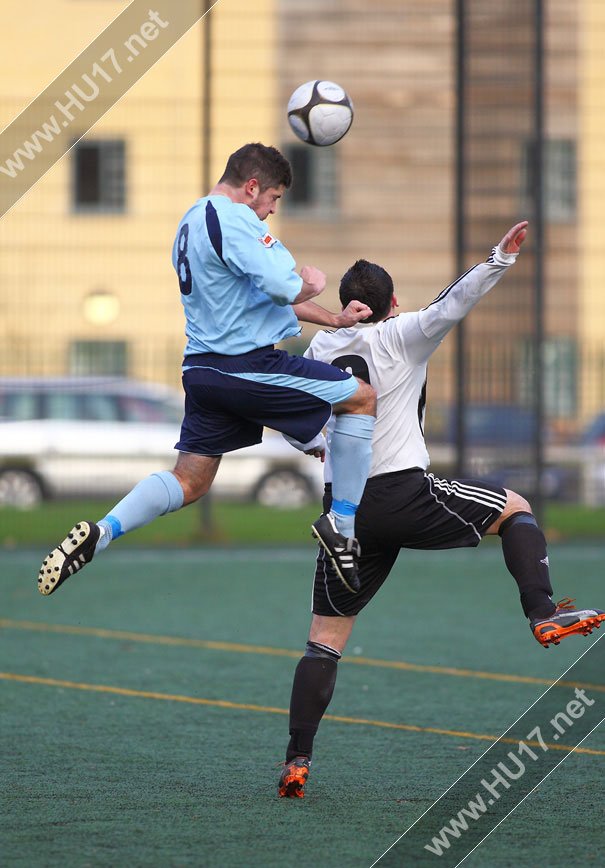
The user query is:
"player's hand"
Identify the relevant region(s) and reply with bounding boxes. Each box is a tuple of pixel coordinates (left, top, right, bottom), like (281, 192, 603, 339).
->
(283, 430, 326, 462)
(299, 265, 327, 296)
(304, 444, 326, 463)
(498, 221, 529, 254)
(335, 300, 373, 328)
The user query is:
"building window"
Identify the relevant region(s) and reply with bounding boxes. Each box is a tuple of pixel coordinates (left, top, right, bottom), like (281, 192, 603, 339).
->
(72, 139, 126, 212)
(521, 139, 576, 222)
(282, 143, 338, 216)
(69, 340, 128, 376)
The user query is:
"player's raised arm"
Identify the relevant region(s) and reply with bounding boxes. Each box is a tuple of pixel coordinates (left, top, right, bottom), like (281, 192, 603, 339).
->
(399, 220, 530, 364)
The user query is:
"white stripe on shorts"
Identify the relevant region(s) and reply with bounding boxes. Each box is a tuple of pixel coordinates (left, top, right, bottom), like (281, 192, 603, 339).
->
(427, 473, 507, 511)
(426, 475, 482, 542)
(317, 547, 348, 617)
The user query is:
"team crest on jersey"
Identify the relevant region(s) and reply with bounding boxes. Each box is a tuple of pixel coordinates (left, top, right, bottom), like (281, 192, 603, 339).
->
(258, 233, 278, 248)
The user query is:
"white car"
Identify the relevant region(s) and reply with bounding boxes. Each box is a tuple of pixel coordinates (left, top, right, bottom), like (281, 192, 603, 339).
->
(0, 377, 325, 509)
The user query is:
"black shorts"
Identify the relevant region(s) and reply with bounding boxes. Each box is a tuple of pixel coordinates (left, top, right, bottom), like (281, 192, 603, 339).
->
(313, 468, 507, 617)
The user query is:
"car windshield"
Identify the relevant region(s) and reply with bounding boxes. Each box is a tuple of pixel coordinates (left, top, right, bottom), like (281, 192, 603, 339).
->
(118, 395, 181, 424)
(0, 384, 182, 424)
(0, 391, 40, 420)
(43, 392, 124, 421)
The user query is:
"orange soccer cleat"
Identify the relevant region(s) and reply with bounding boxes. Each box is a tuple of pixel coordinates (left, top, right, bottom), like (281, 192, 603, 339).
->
(530, 597, 605, 648)
(278, 756, 311, 799)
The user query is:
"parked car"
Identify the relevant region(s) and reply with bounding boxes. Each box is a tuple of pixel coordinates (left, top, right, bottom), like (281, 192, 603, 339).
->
(0, 377, 324, 508)
(427, 403, 539, 446)
(423, 402, 575, 499)
(478, 465, 577, 502)
(577, 412, 605, 446)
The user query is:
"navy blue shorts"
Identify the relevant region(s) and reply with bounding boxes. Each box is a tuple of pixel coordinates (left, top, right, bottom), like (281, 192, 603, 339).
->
(175, 346, 358, 455)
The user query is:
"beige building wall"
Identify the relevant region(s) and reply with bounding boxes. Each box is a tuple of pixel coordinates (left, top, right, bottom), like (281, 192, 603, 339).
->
(0, 0, 279, 389)
(2, 0, 605, 428)
(276, 0, 604, 431)
(578, 0, 605, 417)
(278, 0, 455, 321)
(545, 0, 579, 340)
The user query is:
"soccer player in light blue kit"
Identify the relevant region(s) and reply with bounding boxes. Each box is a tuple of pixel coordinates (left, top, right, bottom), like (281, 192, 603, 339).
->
(37, 143, 376, 595)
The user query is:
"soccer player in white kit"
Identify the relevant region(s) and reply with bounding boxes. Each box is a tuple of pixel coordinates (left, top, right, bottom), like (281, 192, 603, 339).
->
(278, 221, 605, 798)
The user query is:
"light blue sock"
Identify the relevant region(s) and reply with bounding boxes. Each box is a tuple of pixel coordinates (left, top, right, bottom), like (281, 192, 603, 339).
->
(329, 414, 375, 538)
(95, 471, 184, 553)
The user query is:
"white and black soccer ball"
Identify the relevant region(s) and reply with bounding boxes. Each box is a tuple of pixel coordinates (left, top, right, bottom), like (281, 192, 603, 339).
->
(287, 80, 354, 147)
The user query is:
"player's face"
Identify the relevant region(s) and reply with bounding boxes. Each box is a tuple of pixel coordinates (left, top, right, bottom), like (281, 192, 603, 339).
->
(249, 184, 285, 220)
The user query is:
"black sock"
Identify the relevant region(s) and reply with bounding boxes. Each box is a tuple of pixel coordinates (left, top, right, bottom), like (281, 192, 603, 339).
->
(285, 656, 338, 762)
(499, 511, 556, 620)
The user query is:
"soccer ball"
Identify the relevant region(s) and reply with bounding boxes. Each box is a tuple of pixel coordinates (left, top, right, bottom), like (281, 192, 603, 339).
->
(287, 80, 354, 147)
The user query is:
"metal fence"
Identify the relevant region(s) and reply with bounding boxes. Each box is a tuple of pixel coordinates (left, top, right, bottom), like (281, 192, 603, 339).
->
(2, 334, 605, 506)
(2, 0, 605, 510)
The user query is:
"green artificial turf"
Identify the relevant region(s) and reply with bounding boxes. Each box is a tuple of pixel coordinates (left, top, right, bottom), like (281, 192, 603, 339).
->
(1, 545, 603, 867)
(2, 499, 605, 550)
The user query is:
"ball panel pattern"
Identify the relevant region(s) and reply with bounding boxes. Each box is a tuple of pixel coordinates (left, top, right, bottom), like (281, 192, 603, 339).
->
(287, 80, 354, 147)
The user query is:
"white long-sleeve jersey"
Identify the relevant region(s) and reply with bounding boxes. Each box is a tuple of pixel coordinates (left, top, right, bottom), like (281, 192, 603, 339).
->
(304, 245, 518, 479)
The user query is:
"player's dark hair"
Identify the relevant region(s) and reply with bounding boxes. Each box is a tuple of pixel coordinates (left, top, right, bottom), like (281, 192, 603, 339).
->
(339, 259, 394, 324)
(219, 143, 293, 191)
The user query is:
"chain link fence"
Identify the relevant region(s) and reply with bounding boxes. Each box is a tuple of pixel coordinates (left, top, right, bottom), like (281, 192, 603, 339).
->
(1, 1, 605, 510)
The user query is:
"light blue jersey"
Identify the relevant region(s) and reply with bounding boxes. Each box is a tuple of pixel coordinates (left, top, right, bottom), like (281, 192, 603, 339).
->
(172, 195, 303, 355)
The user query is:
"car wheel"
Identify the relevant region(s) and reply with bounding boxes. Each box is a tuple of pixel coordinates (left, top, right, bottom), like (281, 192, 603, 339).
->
(0, 469, 44, 508)
(253, 469, 314, 509)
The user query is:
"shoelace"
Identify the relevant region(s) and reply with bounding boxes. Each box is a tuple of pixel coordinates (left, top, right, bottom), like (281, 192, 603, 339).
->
(554, 596, 576, 612)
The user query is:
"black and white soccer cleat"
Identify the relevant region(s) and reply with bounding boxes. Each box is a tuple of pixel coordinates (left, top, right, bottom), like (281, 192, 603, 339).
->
(311, 512, 361, 594)
(37, 521, 100, 596)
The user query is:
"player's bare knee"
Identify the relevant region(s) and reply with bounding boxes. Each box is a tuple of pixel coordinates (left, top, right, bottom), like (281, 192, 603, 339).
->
(334, 379, 376, 416)
(487, 489, 533, 534)
(171, 468, 211, 505)
(173, 454, 222, 505)
(502, 489, 532, 518)
(309, 614, 356, 654)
